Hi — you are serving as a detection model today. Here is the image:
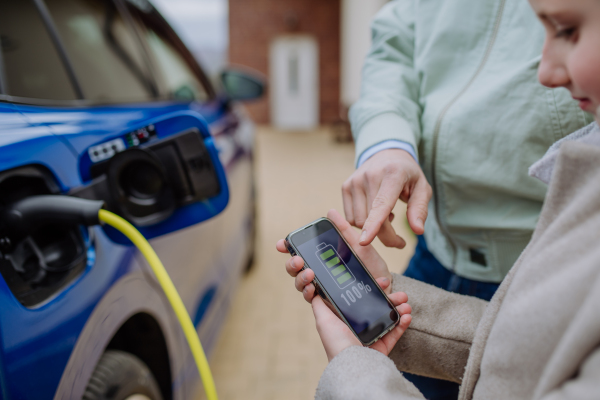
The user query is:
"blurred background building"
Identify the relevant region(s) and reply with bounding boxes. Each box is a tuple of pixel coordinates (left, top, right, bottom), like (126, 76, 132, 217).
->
(153, 0, 389, 130)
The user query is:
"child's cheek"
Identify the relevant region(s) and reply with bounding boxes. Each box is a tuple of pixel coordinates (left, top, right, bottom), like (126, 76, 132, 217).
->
(569, 36, 600, 108)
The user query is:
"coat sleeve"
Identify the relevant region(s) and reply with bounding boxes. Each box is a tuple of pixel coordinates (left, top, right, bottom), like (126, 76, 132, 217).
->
(389, 274, 489, 383)
(315, 346, 426, 400)
(538, 346, 600, 400)
(349, 0, 423, 166)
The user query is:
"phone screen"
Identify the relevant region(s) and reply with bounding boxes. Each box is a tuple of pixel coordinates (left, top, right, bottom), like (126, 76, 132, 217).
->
(290, 219, 398, 344)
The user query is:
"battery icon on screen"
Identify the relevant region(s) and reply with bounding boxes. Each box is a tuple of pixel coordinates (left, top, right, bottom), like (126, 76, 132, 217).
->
(315, 243, 356, 289)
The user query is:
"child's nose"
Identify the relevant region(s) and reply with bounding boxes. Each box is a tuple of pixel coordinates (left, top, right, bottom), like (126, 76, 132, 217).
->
(538, 54, 570, 88)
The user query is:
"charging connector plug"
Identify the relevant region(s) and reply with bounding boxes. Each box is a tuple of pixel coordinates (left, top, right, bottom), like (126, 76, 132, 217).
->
(1, 195, 104, 239)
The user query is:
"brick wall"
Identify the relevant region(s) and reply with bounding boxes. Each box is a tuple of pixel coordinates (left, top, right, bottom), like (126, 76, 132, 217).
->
(229, 0, 341, 124)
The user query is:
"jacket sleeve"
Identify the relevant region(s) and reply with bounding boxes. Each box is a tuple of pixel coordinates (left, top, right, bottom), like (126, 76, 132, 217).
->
(315, 346, 426, 400)
(389, 274, 489, 383)
(350, 0, 423, 166)
(538, 346, 600, 400)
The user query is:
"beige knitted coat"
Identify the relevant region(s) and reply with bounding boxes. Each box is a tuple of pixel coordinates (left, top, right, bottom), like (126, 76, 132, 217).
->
(315, 136, 600, 399)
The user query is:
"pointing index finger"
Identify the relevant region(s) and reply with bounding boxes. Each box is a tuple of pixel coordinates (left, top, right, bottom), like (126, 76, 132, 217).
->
(359, 175, 405, 245)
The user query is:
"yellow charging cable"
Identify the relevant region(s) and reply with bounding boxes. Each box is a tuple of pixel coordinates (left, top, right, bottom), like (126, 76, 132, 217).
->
(98, 209, 218, 400)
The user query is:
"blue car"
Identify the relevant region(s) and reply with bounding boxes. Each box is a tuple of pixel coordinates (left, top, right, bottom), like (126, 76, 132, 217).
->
(0, 0, 263, 399)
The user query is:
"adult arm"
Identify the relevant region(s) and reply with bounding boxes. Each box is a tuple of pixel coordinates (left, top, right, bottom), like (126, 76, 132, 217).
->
(350, 0, 422, 163)
(343, 0, 431, 248)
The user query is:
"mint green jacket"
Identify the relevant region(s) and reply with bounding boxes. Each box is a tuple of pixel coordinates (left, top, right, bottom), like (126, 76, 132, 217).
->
(350, 0, 592, 282)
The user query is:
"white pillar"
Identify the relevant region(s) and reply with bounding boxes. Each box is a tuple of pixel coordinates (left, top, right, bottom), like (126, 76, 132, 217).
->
(340, 0, 389, 108)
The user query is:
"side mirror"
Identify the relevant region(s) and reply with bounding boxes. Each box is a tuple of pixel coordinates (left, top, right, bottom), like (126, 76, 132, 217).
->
(220, 68, 265, 101)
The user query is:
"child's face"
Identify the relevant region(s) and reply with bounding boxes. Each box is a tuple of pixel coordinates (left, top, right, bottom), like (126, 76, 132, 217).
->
(530, 0, 600, 119)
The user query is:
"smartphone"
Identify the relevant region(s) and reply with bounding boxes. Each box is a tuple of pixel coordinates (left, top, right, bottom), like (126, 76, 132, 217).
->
(286, 217, 400, 346)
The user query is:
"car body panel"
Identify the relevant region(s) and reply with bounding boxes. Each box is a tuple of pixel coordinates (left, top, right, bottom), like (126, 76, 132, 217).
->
(53, 263, 189, 400)
(0, 104, 79, 190)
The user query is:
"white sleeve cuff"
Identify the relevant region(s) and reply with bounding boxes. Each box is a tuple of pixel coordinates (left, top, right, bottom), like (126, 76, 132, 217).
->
(357, 140, 418, 168)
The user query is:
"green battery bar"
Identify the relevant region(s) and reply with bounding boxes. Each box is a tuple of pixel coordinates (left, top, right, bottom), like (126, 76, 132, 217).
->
(315, 243, 356, 289)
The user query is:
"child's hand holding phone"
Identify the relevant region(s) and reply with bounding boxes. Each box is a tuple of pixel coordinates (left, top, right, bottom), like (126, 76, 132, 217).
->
(312, 284, 412, 361)
(276, 209, 412, 360)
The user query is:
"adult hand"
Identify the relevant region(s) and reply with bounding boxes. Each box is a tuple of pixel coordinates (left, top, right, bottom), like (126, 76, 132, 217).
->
(313, 291, 412, 362)
(276, 209, 393, 304)
(342, 148, 432, 248)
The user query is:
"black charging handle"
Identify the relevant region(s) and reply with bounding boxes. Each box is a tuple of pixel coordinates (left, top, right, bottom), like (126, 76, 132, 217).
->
(1, 196, 104, 239)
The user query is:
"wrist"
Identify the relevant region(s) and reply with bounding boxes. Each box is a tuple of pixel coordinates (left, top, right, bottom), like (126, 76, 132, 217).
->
(366, 148, 419, 171)
(357, 140, 418, 168)
(328, 343, 362, 362)
(380, 148, 414, 159)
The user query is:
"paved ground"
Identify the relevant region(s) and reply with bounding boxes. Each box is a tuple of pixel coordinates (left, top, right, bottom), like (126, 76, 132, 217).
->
(205, 127, 417, 400)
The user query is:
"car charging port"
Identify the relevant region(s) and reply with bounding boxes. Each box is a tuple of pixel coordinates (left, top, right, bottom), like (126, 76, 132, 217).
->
(0, 166, 100, 307)
(72, 127, 221, 228)
(5, 225, 86, 285)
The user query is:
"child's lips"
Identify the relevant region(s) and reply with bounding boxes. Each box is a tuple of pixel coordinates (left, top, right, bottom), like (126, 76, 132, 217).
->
(574, 97, 593, 111)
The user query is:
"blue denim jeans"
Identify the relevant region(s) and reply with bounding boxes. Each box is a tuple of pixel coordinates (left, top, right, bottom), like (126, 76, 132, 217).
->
(401, 236, 500, 400)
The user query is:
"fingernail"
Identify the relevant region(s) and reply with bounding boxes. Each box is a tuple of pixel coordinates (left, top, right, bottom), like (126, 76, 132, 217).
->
(290, 258, 295, 269)
(381, 277, 389, 283)
(416, 218, 423, 227)
(360, 230, 367, 243)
